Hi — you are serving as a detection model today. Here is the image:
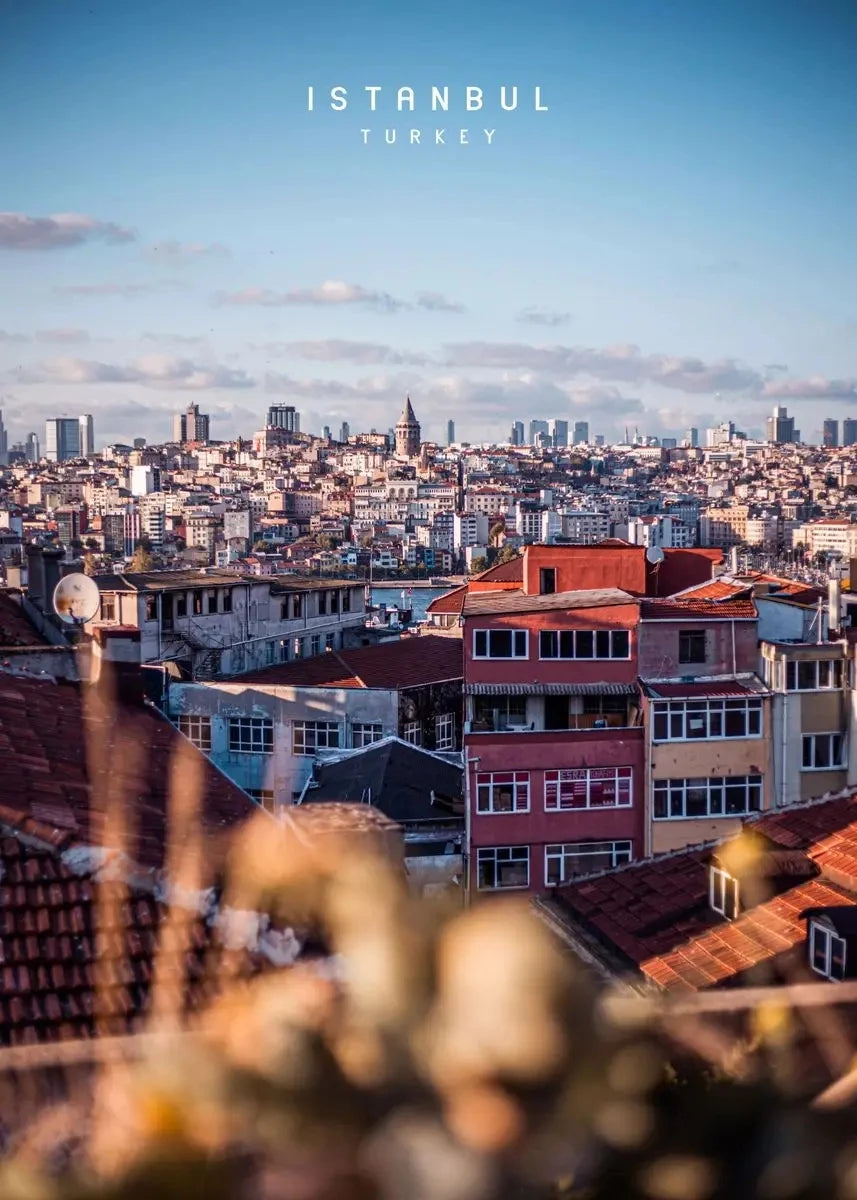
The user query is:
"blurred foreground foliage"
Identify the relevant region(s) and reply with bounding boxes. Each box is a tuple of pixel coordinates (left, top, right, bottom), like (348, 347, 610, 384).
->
(2, 812, 857, 1200)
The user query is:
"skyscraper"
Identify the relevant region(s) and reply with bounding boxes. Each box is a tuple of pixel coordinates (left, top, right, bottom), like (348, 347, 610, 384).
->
(339, 421, 350, 443)
(550, 419, 569, 447)
(823, 418, 839, 448)
(572, 420, 589, 445)
(0, 410, 7, 466)
(25, 432, 39, 462)
(267, 404, 300, 433)
(79, 413, 94, 456)
(529, 419, 549, 444)
(509, 420, 524, 445)
(844, 419, 857, 446)
(684, 427, 699, 448)
(765, 405, 799, 444)
(45, 418, 81, 462)
(395, 396, 421, 457)
(173, 403, 210, 445)
(447, 419, 455, 445)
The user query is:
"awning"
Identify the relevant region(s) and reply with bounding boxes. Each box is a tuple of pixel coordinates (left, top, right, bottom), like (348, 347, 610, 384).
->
(464, 682, 639, 696)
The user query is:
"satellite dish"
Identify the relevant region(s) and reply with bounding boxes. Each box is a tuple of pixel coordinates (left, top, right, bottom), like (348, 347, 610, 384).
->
(53, 573, 101, 625)
(645, 546, 665, 564)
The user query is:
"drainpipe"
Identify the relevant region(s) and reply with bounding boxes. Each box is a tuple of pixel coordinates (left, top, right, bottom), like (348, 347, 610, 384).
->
(463, 746, 474, 907)
(780, 684, 788, 810)
(730, 619, 737, 676)
(643, 695, 652, 859)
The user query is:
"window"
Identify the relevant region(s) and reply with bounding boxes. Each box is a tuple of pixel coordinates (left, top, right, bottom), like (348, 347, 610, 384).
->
(310, 635, 321, 656)
(802, 733, 846, 771)
(292, 594, 302, 619)
(653, 775, 763, 819)
(175, 593, 187, 618)
(178, 715, 212, 751)
(330, 590, 340, 613)
(325, 633, 336, 650)
(192, 591, 203, 615)
(228, 717, 273, 754)
(652, 698, 762, 742)
(281, 600, 289, 620)
(246, 788, 276, 812)
(539, 567, 557, 595)
(809, 920, 846, 980)
(539, 629, 631, 660)
(544, 766, 633, 810)
(318, 591, 328, 615)
(353, 722, 383, 748)
(545, 840, 633, 885)
(266, 640, 276, 665)
(342, 589, 351, 613)
(293, 720, 340, 755)
(206, 589, 217, 614)
(279, 639, 290, 663)
(294, 637, 304, 659)
(786, 659, 844, 691)
(679, 630, 707, 664)
(473, 628, 528, 659)
(403, 721, 422, 746)
(472, 695, 527, 731)
(222, 589, 233, 613)
(435, 712, 455, 750)
(145, 595, 157, 622)
(476, 772, 530, 814)
(476, 846, 530, 890)
(710, 867, 740, 918)
(100, 597, 116, 621)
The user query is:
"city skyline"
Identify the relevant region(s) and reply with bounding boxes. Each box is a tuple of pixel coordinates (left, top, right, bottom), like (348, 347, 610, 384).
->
(1, 0, 856, 446)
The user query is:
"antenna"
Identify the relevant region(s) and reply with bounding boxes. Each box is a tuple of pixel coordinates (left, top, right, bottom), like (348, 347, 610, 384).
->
(52, 573, 101, 626)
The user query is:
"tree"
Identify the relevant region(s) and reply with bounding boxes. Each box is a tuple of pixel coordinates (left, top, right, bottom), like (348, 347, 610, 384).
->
(83, 552, 97, 577)
(84, 537, 99, 550)
(129, 541, 154, 572)
(489, 520, 506, 547)
(469, 556, 488, 575)
(496, 543, 520, 565)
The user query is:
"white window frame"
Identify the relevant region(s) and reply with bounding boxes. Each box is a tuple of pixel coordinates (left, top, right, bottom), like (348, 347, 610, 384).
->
(802, 732, 847, 771)
(310, 634, 321, 656)
(228, 717, 273, 754)
(786, 658, 844, 692)
(653, 775, 763, 819)
(545, 840, 632, 885)
(293, 720, 340, 756)
(651, 698, 763, 743)
(538, 628, 631, 661)
(246, 788, 276, 812)
(352, 722, 383, 748)
(177, 714, 212, 751)
(709, 866, 740, 918)
(435, 712, 455, 750)
(403, 720, 422, 746)
(472, 628, 529, 660)
(544, 766, 633, 811)
(476, 845, 530, 890)
(809, 920, 846, 980)
(476, 771, 530, 815)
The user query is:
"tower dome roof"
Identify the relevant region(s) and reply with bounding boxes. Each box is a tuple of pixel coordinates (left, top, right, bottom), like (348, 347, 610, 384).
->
(397, 395, 418, 426)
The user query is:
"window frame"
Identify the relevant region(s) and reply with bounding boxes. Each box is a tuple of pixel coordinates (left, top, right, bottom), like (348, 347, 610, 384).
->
(177, 714, 212, 751)
(292, 719, 340, 756)
(353, 722, 384, 748)
(472, 627, 529, 660)
(653, 774, 763, 819)
(475, 771, 530, 815)
(802, 732, 847, 771)
(476, 845, 530, 890)
(678, 629, 707, 665)
(785, 659, 844, 692)
(538, 628, 631, 660)
(709, 866, 740, 918)
(228, 717, 273, 754)
(651, 698, 763, 743)
(435, 712, 456, 750)
(544, 766, 633, 811)
(403, 720, 422, 746)
(809, 920, 847, 980)
(544, 840, 632, 885)
(246, 788, 276, 813)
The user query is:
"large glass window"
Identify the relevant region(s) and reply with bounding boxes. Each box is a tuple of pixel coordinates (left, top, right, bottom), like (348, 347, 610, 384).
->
(652, 698, 762, 742)
(473, 629, 528, 659)
(539, 629, 630, 660)
(786, 659, 843, 691)
(293, 721, 340, 755)
(476, 772, 530, 814)
(653, 775, 763, 819)
(228, 717, 273, 754)
(545, 840, 632, 885)
(544, 766, 633, 810)
(178, 715, 212, 751)
(802, 733, 846, 770)
(476, 846, 530, 890)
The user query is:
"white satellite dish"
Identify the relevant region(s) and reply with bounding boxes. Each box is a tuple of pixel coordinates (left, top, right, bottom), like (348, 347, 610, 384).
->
(645, 545, 665, 564)
(53, 573, 101, 625)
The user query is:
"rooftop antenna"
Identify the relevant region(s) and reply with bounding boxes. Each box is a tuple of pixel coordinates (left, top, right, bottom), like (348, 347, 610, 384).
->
(53, 573, 100, 627)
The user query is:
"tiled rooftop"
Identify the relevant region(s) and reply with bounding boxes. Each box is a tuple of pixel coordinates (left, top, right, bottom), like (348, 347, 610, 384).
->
(0, 592, 50, 647)
(0, 672, 255, 871)
(644, 678, 766, 699)
(641, 595, 757, 619)
(462, 587, 637, 617)
(426, 585, 468, 615)
(233, 634, 463, 690)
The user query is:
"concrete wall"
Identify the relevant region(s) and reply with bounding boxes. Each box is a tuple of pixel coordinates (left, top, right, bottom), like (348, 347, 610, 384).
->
(168, 680, 398, 801)
(638, 619, 757, 680)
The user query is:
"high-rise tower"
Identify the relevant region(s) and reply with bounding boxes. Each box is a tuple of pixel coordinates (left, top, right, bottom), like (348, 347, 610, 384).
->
(395, 396, 421, 457)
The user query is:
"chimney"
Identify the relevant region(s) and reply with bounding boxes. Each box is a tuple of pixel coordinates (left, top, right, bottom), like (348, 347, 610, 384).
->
(829, 569, 842, 638)
(25, 544, 46, 611)
(728, 545, 740, 574)
(42, 547, 66, 615)
(89, 628, 146, 706)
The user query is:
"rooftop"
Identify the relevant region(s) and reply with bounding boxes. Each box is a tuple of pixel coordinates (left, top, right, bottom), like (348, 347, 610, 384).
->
(231, 634, 463, 690)
(463, 587, 637, 617)
(92, 571, 356, 594)
(0, 591, 50, 648)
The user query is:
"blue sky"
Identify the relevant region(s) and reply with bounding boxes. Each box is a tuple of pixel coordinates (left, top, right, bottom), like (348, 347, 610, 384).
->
(1, 0, 856, 446)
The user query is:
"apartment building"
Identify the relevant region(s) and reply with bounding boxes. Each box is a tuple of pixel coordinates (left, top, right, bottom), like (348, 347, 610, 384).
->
(86, 570, 367, 678)
(794, 519, 857, 559)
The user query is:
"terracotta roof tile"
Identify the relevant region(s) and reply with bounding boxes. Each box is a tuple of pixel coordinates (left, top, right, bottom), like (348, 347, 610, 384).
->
(641, 596, 757, 619)
(426, 585, 468, 615)
(234, 634, 463, 690)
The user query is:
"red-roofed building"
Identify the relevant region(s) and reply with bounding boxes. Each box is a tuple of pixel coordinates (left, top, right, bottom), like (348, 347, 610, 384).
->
(167, 635, 463, 807)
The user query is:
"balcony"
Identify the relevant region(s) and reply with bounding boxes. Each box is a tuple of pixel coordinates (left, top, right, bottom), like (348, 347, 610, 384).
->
(465, 687, 641, 735)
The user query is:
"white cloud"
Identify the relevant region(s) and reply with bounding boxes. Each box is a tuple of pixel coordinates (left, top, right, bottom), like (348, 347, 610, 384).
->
(14, 355, 254, 390)
(219, 281, 464, 314)
(54, 280, 187, 297)
(253, 339, 429, 366)
(762, 376, 857, 400)
(0, 330, 29, 343)
(34, 328, 91, 344)
(0, 212, 135, 250)
(516, 306, 571, 327)
(415, 291, 466, 313)
(145, 240, 230, 264)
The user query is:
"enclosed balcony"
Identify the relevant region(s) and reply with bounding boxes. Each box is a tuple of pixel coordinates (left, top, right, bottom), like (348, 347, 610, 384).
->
(464, 683, 641, 734)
